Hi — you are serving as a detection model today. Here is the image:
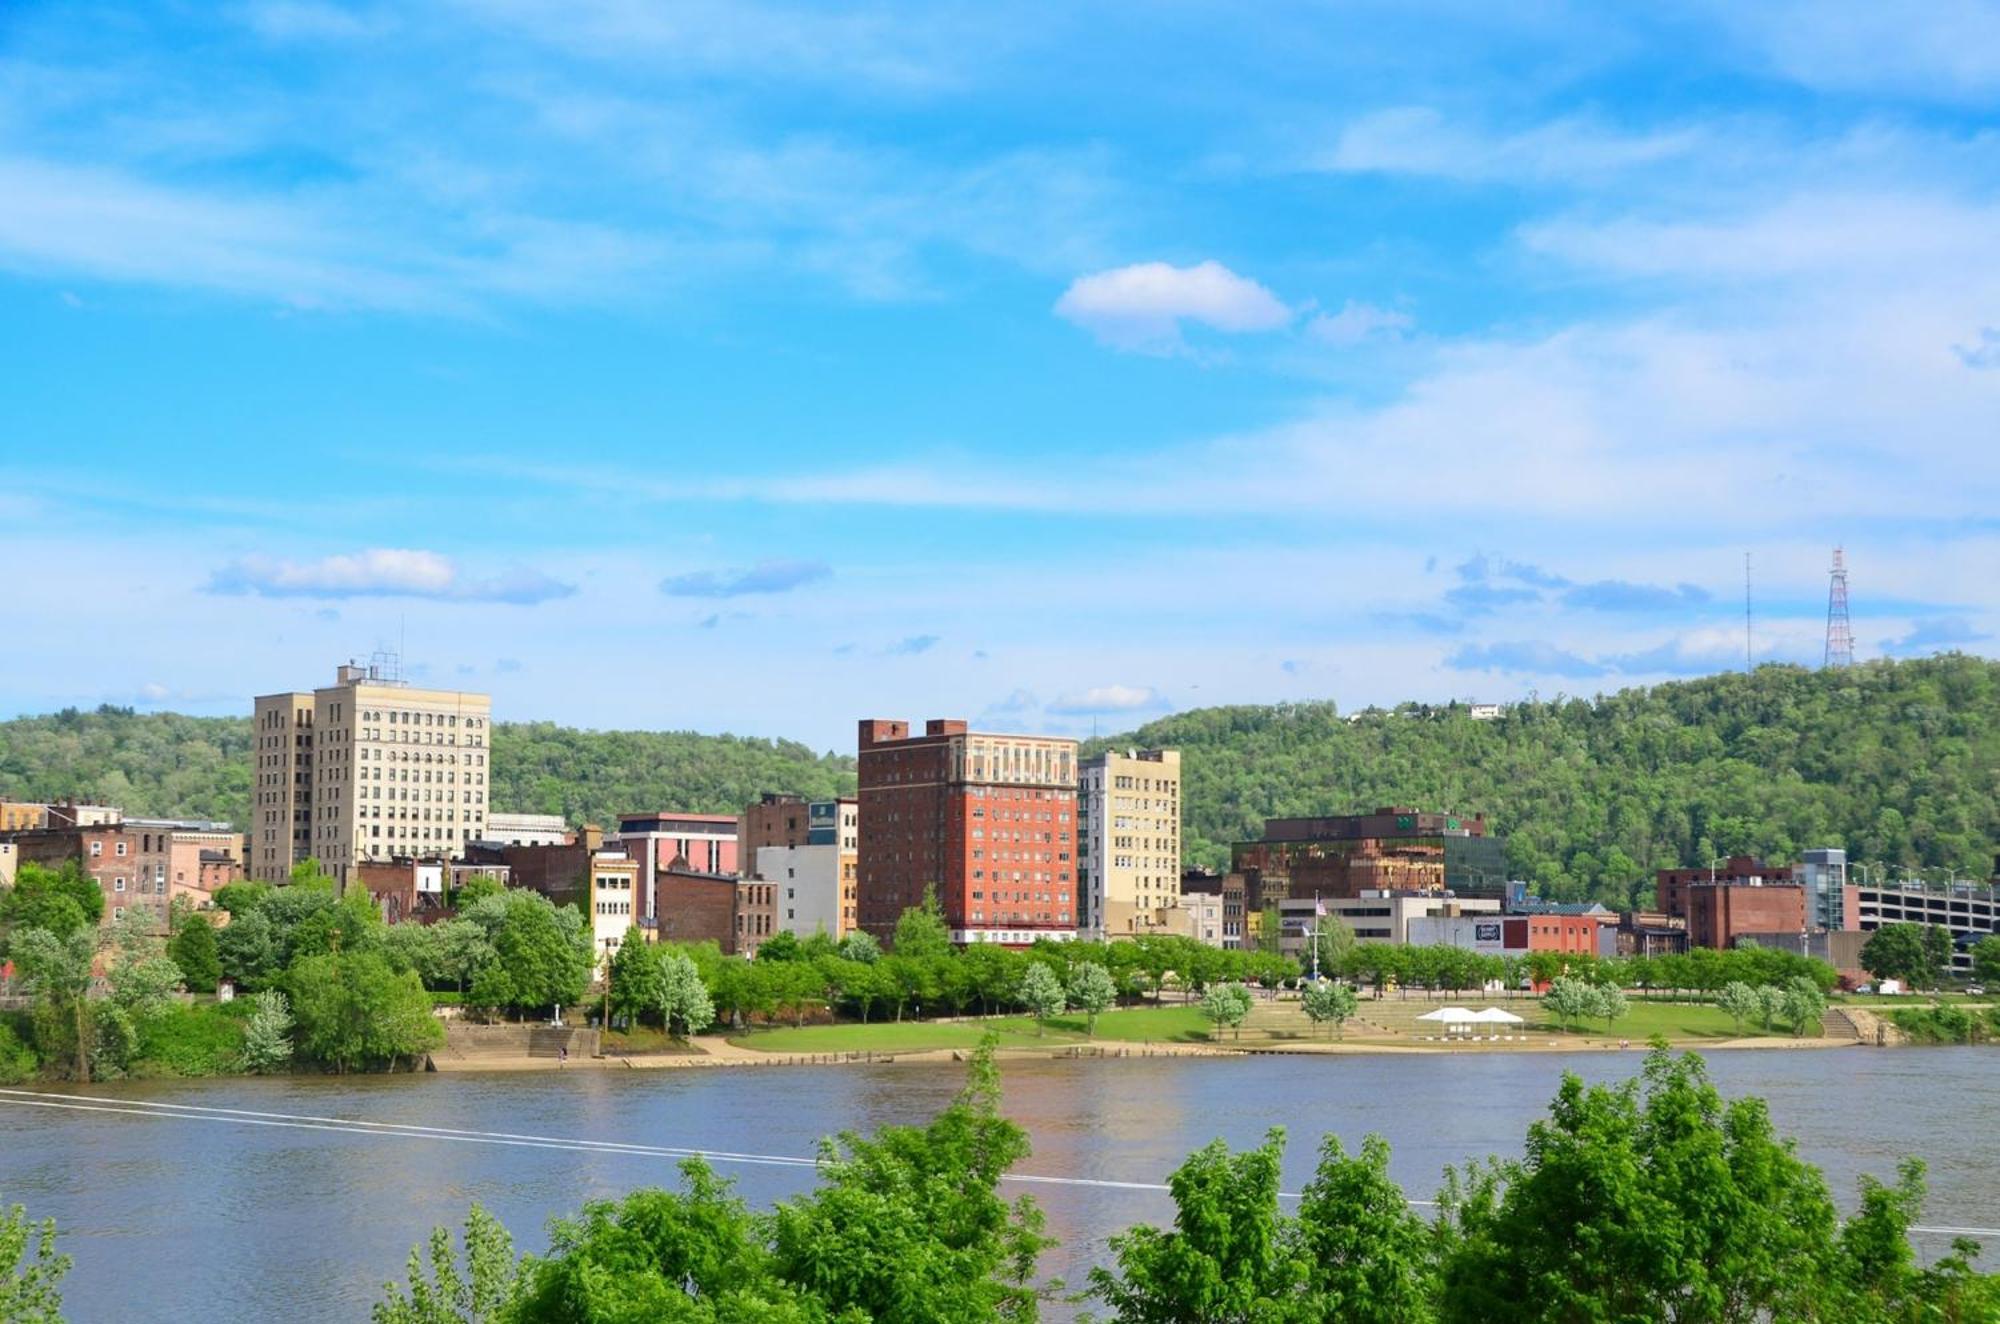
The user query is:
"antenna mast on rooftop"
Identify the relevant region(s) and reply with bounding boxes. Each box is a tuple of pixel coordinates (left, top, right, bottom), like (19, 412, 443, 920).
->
(1824, 546, 1855, 668)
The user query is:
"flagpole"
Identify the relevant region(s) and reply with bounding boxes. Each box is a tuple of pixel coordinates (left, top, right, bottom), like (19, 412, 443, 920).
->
(1311, 890, 1321, 983)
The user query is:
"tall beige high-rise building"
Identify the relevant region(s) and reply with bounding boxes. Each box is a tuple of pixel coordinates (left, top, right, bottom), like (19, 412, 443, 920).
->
(252, 661, 491, 884)
(1078, 748, 1182, 940)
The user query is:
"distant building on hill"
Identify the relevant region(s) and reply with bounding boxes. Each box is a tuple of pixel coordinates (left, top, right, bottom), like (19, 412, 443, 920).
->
(855, 718, 1079, 947)
(251, 660, 492, 885)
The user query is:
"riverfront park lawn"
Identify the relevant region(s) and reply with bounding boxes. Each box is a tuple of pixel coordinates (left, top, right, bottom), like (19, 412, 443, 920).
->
(729, 1005, 1214, 1053)
(723, 996, 1806, 1055)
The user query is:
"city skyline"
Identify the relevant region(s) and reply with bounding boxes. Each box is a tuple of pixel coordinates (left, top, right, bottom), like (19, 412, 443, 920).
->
(3, 2, 1998, 751)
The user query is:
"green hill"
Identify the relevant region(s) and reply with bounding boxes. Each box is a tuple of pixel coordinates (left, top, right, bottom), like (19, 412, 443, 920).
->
(0, 710, 856, 829)
(1090, 654, 1997, 905)
(0, 656, 1992, 909)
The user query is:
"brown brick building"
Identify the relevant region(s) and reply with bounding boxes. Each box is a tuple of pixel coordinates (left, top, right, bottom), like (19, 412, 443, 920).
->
(856, 719, 1078, 947)
(2, 819, 242, 932)
(1683, 882, 1807, 950)
(1655, 854, 1795, 917)
(652, 866, 772, 956)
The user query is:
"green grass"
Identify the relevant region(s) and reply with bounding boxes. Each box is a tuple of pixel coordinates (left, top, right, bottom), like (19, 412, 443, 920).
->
(601, 1026, 701, 1056)
(729, 1005, 1215, 1054)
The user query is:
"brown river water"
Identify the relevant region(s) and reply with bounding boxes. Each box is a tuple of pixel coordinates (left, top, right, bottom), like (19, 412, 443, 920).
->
(1, 1047, 1994, 1321)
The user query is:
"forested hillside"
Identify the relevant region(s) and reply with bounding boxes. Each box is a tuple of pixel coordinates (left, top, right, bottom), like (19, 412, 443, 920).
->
(0, 710, 855, 828)
(1091, 655, 1997, 904)
(1, 656, 1992, 908)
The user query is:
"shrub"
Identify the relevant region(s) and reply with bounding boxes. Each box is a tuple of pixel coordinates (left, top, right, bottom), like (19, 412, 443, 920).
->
(0, 1023, 37, 1085)
(132, 1005, 247, 1078)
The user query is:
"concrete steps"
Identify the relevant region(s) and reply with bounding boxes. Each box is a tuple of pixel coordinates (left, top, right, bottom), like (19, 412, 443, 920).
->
(442, 1023, 600, 1062)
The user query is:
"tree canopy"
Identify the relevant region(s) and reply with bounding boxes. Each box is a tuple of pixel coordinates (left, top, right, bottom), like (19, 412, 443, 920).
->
(6, 658, 1992, 910)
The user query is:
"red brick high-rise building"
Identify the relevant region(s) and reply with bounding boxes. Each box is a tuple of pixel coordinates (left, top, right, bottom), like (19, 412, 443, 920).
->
(856, 719, 1079, 946)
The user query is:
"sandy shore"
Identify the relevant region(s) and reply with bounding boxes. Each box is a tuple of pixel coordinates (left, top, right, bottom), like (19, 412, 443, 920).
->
(428, 1031, 1858, 1073)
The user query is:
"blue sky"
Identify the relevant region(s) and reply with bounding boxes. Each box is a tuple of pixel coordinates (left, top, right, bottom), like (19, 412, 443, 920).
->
(3, 1, 1997, 751)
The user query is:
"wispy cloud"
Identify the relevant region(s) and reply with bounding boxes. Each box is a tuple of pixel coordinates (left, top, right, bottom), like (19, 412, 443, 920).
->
(661, 559, 831, 598)
(1563, 580, 1711, 612)
(1879, 616, 1991, 656)
(885, 634, 941, 655)
(206, 548, 574, 603)
(1055, 260, 1291, 354)
(1046, 684, 1170, 715)
(1317, 107, 1703, 185)
(1306, 300, 1413, 346)
(1445, 640, 1607, 679)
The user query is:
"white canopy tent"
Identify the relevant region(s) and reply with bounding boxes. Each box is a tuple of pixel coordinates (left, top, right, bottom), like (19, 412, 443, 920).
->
(1415, 1006, 1478, 1024)
(1471, 1007, 1525, 1025)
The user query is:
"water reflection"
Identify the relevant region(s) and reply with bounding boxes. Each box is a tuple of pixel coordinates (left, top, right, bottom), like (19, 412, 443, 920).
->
(0, 1048, 1992, 1322)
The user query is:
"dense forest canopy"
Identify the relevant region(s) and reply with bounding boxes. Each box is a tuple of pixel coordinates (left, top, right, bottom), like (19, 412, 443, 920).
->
(1087, 655, 1997, 904)
(0, 711, 855, 829)
(0, 656, 1992, 907)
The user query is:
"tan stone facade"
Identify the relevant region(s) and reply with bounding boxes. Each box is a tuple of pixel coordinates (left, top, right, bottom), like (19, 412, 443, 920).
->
(254, 663, 490, 885)
(1079, 749, 1182, 940)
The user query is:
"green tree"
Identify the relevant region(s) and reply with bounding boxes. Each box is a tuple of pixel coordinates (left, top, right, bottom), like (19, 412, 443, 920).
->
(1018, 961, 1065, 1036)
(890, 887, 953, 960)
(1067, 961, 1118, 1036)
(659, 951, 716, 1038)
(0, 861, 102, 946)
(1301, 979, 1359, 1040)
(215, 907, 282, 990)
(1717, 981, 1760, 1034)
(1198, 983, 1253, 1041)
(0, 1204, 70, 1324)
(372, 1203, 521, 1324)
(468, 891, 591, 1017)
(167, 913, 222, 993)
(1973, 934, 2000, 988)
(1541, 976, 1594, 1032)
(1295, 1133, 1440, 1324)
(1862, 922, 1951, 987)
(1090, 1129, 1297, 1321)
(836, 930, 882, 964)
(1590, 982, 1628, 1033)
(240, 989, 294, 1073)
(288, 950, 443, 1073)
(9, 927, 96, 1080)
(1438, 1046, 1841, 1324)
(753, 929, 803, 963)
(1781, 976, 1826, 1037)
(606, 935, 665, 1027)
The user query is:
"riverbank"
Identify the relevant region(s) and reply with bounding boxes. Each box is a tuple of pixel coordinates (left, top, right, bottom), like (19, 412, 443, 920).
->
(429, 997, 1888, 1072)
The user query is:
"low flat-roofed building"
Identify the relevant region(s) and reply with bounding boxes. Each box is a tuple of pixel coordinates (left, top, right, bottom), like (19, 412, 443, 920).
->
(483, 812, 569, 848)
(1277, 890, 1500, 953)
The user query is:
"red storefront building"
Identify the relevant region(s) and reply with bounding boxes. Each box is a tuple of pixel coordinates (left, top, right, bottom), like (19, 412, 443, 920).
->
(856, 719, 1079, 946)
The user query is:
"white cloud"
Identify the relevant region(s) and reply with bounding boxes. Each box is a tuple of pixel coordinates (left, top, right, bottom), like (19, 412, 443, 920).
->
(1055, 260, 1291, 353)
(1317, 106, 1703, 184)
(1307, 300, 1413, 346)
(1714, 1, 2000, 101)
(207, 548, 574, 603)
(1047, 684, 1169, 715)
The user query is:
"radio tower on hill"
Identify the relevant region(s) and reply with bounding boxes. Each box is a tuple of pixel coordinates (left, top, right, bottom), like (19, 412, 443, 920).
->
(1824, 547, 1855, 668)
